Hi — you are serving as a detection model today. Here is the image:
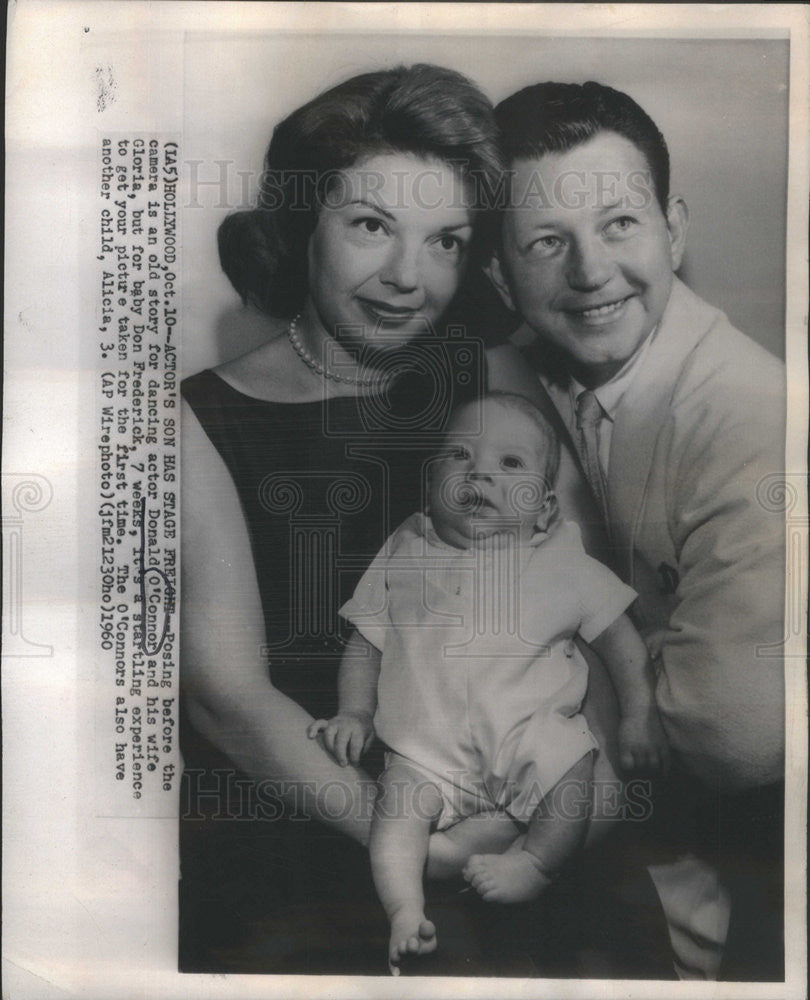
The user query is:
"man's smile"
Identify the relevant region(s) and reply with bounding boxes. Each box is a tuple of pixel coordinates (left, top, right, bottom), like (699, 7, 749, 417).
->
(565, 294, 635, 324)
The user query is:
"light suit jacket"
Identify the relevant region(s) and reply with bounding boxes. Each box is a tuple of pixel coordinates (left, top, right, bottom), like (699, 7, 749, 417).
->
(519, 278, 786, 793)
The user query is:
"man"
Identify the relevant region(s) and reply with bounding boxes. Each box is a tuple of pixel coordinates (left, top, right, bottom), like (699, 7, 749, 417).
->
(485, 81, 785, 979)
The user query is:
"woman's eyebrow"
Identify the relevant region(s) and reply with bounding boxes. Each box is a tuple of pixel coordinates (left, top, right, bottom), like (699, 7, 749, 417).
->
(438, 222, 474, 232)
(347, 198, 395, 221)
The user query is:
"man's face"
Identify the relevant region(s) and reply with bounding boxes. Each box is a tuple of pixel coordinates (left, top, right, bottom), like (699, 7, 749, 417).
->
(491, 131, 687, 387)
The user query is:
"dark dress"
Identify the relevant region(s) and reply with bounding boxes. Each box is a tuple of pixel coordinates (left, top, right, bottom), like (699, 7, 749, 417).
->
(179, 363, 484, 974)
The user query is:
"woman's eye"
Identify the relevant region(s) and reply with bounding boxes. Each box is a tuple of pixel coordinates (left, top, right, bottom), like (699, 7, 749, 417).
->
(430, 233, 467, 261)
(354, 217, 387, 236)
(437, 234, 463, 253)
(502, 455, 524, 470)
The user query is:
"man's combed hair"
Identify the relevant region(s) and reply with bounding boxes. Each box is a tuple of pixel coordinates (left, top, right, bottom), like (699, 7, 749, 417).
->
(494, 81, 670, 211)
(218, 64, 504, 318)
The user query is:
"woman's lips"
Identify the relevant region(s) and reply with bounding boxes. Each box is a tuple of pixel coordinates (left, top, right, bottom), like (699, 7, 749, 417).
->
(358, 298, 420, 323)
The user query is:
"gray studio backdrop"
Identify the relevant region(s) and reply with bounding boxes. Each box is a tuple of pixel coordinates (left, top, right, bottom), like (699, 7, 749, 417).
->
(181, 33, 788, 376)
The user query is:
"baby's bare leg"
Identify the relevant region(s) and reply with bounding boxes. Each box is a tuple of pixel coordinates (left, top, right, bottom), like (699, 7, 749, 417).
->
(371, 759, 443, 974)
(427, 811, 521, 879)
(464, 753, 594, 904)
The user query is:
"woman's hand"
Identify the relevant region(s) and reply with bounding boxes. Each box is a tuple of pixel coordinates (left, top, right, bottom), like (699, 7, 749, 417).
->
(308, 711, 375, 767)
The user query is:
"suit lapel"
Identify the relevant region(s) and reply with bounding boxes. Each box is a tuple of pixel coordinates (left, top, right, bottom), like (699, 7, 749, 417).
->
(607, 278, 722, 581)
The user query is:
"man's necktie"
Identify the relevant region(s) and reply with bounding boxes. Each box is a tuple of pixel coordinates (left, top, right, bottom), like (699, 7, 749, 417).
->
(576, 389, 609, 523)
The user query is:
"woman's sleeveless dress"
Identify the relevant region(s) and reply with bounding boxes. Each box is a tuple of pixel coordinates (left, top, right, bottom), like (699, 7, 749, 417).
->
(179, 367, 470, 973)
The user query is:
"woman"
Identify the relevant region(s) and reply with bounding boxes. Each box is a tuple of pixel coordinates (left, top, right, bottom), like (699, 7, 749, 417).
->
(180, 64, 514, 974)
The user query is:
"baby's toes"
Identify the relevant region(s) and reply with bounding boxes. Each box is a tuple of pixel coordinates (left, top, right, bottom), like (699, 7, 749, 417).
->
(390, 940, 407, 969)
(463, 854, 487, 880)
(418, 919, 437, 948)
(467, 869, 491, 891)
(468, 868, 497, 895)
(393, 934, 411, 958)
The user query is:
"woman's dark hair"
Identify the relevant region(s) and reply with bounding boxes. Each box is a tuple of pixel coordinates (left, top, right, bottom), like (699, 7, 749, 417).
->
(219, 64, 504, 317)
(494, 80, 670, 212)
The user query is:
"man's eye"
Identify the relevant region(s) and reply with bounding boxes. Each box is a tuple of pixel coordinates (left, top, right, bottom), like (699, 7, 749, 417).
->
(502, 455, 524, 469)
(528, 235, 562, 257)
(605, 216, 637, 235)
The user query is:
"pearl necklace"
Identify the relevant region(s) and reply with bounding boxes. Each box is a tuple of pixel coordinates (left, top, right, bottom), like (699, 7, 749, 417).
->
(287, 314, 381, 388)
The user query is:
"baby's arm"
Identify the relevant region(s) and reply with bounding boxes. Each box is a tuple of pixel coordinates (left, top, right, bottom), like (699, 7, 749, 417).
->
(589, 613, 669, 774)
(307, 629, 380, 766)
(464, 752, 594, 903)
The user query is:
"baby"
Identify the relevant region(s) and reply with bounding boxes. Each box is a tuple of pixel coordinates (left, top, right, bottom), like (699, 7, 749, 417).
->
(309, 392, 667, 973)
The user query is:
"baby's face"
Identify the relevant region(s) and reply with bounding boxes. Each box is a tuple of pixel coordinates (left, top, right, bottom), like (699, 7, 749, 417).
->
(429, 400, 555, 549)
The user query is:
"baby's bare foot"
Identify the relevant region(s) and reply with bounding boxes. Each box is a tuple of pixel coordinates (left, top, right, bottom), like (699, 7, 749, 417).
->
(388, 907, 437, 975)
(463, 850, 552, 903)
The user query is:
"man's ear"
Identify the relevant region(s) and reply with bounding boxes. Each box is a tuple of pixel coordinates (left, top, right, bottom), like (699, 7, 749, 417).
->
(484, 251, 516, 312)
(666, 196, 689, 272)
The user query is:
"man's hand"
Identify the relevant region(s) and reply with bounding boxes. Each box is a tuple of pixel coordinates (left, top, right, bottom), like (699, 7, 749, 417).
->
(307, 711, 375, 766)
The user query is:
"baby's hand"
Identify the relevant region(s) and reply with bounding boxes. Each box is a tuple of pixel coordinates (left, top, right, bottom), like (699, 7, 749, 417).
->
(618, 700, 670, 776)
(307, 711, 374, 767)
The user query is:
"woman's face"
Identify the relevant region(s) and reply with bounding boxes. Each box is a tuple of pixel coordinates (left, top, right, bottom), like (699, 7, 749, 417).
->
(303, 152, 474, 355)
